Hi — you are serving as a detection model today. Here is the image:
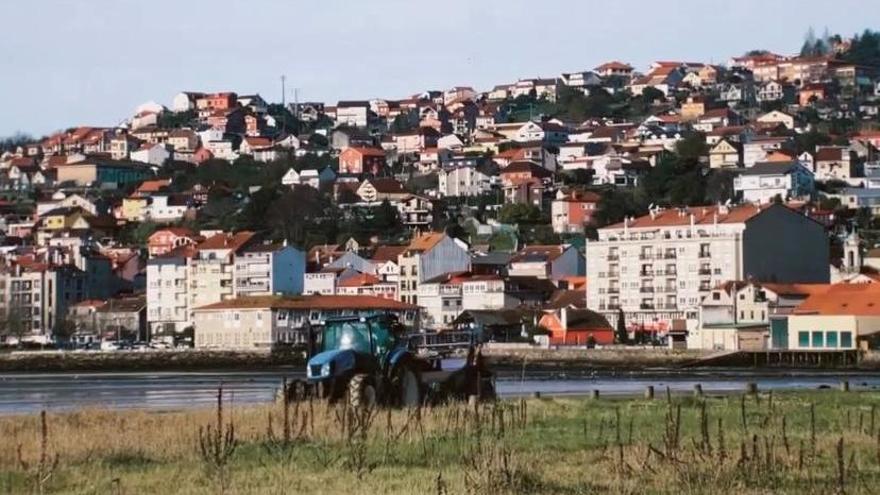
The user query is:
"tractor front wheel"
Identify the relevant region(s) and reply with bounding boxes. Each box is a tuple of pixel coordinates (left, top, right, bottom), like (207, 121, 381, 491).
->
(348, 374, 377, 410)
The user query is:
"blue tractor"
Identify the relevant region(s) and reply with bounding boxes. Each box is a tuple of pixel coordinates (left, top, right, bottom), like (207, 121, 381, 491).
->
(289, 313, 493, 408)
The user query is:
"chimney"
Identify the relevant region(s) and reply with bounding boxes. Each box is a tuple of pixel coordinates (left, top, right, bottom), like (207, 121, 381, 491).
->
(561, 306, 568, 330)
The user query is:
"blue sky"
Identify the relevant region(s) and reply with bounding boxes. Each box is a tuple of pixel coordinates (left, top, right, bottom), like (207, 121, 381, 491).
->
(1, 0, 877, 136)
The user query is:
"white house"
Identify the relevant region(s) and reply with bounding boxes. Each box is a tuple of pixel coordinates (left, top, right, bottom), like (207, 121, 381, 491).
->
(130, 143, 172, 166)
(437, 163, 496, 197)
(757, 110, 796, 130)
(144, 195, 190, 223)
(733, 161, 815, 204)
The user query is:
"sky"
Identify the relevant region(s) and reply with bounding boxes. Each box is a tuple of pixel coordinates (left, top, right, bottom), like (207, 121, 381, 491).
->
(1, 0, 878, 137)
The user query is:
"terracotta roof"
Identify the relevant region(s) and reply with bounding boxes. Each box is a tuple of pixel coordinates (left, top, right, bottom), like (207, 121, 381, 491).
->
(604, 203, 773, 230)
(364, 178, 405, 194)
(815, 147, 845, 162)
(595, 61, 633, 71)
(371, 245, 407, 263)
(244, 137, 272, 148)
(136, 179, 171, 194)
(150, 227, 197, 238)
(794, 284, 880, 316)
(197, 231, 256, 251)
(501, 161, 553, 177)
(511, 245, 567, 263)
(406, 232, 446, 253)
(195, 294, 417, 311)
(337, 273, 381, 287)
(347, 146, 386, 158)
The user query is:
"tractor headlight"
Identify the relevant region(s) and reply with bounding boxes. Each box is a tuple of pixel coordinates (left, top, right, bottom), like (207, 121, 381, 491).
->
(321, 362, 332, 377)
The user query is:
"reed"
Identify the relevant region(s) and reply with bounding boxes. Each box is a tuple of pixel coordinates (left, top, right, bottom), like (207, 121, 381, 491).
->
(1, 389, 880, 493)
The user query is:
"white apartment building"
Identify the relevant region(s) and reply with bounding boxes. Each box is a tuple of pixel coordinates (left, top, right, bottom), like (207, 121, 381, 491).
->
(335, 101, 370, 128)
(742, 137, 790, 167)
(188, 232, 256, 311)
(437, 164, 495, 197)
(146, 248, 193, 339)
(586, 204, 829, 329)
(193, 295, 418, 350)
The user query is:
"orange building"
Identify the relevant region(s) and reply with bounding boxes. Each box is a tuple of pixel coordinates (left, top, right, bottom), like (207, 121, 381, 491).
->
(197, 92, 238, 112)
(338, 147, 387, 175)
(539, 308, 613, 346)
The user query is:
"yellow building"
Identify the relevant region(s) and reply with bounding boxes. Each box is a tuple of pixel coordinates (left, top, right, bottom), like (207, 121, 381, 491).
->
(121, 197, 149, 222)
(787, 284, 880, 350)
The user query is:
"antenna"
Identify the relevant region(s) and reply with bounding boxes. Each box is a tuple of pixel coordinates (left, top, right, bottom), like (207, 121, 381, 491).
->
(281, 75, 286, 107)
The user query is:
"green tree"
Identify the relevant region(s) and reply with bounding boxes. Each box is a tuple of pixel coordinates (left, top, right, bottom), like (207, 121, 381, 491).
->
(497, 203, 542, 224)
(615, 308, 628, 345)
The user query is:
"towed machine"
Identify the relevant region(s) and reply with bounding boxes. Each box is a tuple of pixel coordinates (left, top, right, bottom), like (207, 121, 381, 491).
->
(283, 314, 494, 408)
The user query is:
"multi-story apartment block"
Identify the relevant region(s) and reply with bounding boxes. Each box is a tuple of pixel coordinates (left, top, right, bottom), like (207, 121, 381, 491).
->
(192, 295, 418, 349)
(508, 245, 585, 280)
(586, 204, 829, 328)
(234, 243, 305, 296)
(147, 233, 306, 341)
(397, 232, 471, 306)
(418, 272, 557, 329)
(188, 232, 256, 311)
(437, 163, 496, 197)
(0, 263, 89, 342)
(146, 245, 194, 340)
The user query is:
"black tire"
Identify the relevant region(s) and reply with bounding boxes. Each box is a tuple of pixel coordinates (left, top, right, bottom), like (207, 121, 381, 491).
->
(348, 374, 377, 410)
(395, 366, 422, 408)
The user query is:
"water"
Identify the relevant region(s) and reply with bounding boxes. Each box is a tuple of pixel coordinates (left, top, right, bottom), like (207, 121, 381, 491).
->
(1, 369, 880, 415)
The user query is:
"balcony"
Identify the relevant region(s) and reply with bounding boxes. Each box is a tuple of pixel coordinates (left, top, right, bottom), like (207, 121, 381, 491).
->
(638, 254, 654, 260)
(639, 303, 655, 310)
(698, 268, 712, 276)
(608, 271, 620, 278)
(606, 254, 619, 261)
(664, 252, 677, 259)
(639, 287, 654, 293)
(607, 287, 620, 294)
(639, 270, 653, 277)
(699, 251, 711, 259)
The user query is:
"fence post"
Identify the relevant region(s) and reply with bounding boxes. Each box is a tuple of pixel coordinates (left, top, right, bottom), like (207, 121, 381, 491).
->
(644, 385, 655, 400)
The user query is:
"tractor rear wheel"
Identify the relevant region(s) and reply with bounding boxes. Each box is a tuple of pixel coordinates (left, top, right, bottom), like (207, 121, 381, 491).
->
(396, 366, 421, 408)
(348, 374, 377, 410)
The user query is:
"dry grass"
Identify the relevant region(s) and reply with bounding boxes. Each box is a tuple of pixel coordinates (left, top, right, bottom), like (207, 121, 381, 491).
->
(3, 390, 880, 494)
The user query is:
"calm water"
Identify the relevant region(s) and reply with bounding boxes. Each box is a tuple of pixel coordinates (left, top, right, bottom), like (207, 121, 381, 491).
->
(2, 369, 880, 415)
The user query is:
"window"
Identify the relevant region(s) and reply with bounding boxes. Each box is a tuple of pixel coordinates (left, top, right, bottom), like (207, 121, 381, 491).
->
(798, 331, 809, 347)
(841, 332, 853, 348)
(811, 331, 823, 348)
(825, 331, 838, 348)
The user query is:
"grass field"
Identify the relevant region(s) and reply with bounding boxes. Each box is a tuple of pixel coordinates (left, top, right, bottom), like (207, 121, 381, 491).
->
(4, 388, 880, 494)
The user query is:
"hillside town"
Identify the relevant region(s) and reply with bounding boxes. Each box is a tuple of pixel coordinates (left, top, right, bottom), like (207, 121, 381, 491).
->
(4, 30, 880, 355)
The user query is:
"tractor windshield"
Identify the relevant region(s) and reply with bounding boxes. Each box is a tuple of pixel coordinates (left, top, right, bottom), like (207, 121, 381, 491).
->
(322, 321, 372, 354)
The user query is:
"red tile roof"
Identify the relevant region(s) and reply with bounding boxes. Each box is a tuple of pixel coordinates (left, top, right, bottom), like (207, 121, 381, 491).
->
(337, 273, 381, 287)
(794, 284, 880, 316)
(197, 231, 256, 251)
(371, 245, 407, 263)
(195, 294, 417, 311)
(604, 203, 771, 230)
